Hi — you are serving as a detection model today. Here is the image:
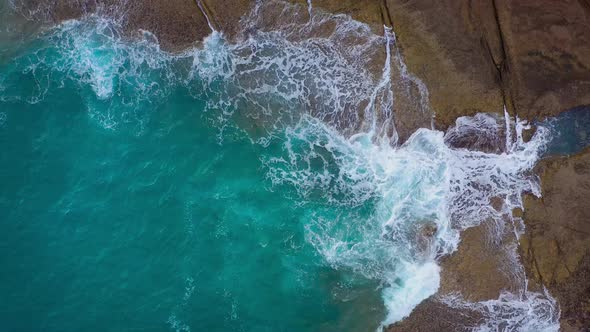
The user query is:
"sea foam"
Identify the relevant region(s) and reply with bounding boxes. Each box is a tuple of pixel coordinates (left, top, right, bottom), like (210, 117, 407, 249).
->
(266, 110, 552, 327)
(3, 1, 561, 330)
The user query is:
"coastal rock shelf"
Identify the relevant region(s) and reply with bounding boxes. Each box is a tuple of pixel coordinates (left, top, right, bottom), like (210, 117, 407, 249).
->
(521, 148, 590, 331)
(13, 0, 590, 125)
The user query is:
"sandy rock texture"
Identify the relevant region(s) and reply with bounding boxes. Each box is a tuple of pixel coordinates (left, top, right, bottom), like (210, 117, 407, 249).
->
(386, 297, 482, 332)
(521, 148, 590, 331)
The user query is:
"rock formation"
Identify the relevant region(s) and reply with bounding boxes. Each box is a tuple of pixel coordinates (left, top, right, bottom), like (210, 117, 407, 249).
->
(13, 0, 590, 124)
(521, 148, 590, 331)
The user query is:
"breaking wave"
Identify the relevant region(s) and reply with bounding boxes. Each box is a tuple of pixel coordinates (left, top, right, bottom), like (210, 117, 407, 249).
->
(1, 1, 561, 330)
(264, 110, 553, 328)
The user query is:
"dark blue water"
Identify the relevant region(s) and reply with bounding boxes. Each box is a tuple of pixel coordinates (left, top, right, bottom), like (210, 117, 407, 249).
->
(541, 106, 590, 156)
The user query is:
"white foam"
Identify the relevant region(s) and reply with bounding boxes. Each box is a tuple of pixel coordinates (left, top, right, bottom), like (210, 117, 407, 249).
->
(365, 25, 394, 141)
(382, 261, 441, 324)
(505, 106, 513, 152)
(389, 30, 431, 115)
(185, 0, 404, 139)
(10, 15, 181, 129)
(186, 2, 556, 328)
(6, 2, 559, 329)
(442, 288, 560, 332)
(266, 108, 550, 327)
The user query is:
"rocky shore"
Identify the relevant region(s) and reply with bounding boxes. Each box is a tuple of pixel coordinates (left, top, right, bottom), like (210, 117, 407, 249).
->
(521, 148, 590, 331)
(10, 0, 590, 330)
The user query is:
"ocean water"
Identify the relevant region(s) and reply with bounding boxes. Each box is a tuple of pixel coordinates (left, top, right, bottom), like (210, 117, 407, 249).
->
(541, 105, 590, 156)
(0, 2, 561, 331)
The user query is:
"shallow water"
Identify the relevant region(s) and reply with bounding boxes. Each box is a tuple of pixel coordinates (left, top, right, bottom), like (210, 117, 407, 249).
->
(0, 2, 561, 331)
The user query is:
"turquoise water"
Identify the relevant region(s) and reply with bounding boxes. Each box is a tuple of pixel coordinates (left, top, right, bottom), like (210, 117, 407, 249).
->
(0, 14, 388, 332)
(0, 3, 563, 331)
(0, 93, 383, 331)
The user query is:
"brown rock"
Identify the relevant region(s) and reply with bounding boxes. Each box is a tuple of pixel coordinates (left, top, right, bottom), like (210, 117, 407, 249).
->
(385, 222, 523, 330)
(438, 225, 518, 302)
(386, 297, 482, 332)
(521, 147, 590, 330)
(383, 0, 505, 129)
(123, 0, 212, 51)
(200, 0, 252, 40)
(302, 0, 590, 128)
(281, 0, 501, 139)
(496, 0, 590, 120)
(290, 0, 385, 32)
(382, 0, 590, 125)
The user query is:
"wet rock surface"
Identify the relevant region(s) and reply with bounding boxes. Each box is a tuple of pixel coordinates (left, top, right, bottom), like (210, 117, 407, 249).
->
(386, 297, 482, 332)
(9, 0, 214, 51)
(386, 224, 523, 331)
(303, 0, 590, 126)
(438, 225, 518, 303)
(497, 1, 590, 120)
(285, 0, 590, 147)
(521, 147, 590, 331)
(381, 0, 506, 128)
(11, 0, 590, 123)
(14, 0, 590, 136)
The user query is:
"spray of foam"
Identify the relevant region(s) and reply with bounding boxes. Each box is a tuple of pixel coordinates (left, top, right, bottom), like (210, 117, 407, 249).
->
(51, 17, 176, 130)
(5, 0, 400, 138)
(0, 15, 180, 130)
(442, 288, 560, 332)
(185, 1, 396, 140)
(264, 108, 552, 328)
(363, 25, 395, 143)
(224, 4, 557, 328)
(4, 1, 560, 329)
